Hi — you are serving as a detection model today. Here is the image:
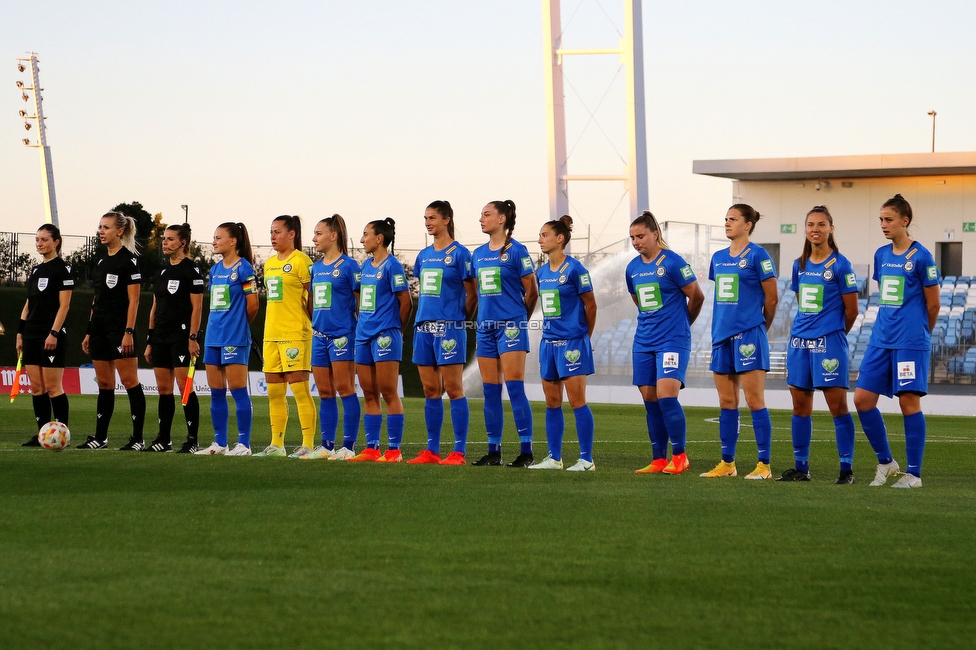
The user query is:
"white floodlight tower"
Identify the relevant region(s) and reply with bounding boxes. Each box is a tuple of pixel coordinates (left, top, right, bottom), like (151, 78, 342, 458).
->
(16, 52, 59, 227)
(542, 0, 648, 234)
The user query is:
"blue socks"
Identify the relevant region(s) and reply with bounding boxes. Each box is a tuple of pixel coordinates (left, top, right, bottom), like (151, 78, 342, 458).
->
(857, 408, 893, 464)
(483, 383, 503, 451)
(834, 413, 855, 472)
(320, 396, 338, 448)
(387, 413, 404, 449)
(658, 397, 686, 456)
(719, 408, 739, 462)
(450, 397, 469, 453)
(574, 405, 594, 462)
(341, 394, 360, 450)
(364, 413, 382, 449)
(904, 412, 926, 477)
(210, 388, 228, 448)
(644, 400, 668, 460)
(545, 407, 564, 461)
(506, 380, 533, 454)
(425, 398, 444, 452)
(752, 408, 772, 464)
(230, 387, 252, 448)
(791, 415, 812, 473)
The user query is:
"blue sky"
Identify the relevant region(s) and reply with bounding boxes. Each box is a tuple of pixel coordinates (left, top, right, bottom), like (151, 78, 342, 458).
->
(3, 1, 975, 254)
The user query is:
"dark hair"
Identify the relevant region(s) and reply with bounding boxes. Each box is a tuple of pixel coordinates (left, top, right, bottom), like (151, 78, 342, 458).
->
(367, 218, 396, 253)
(165, 223, 192, 255)
(729, 203, 761, 235)
(630, 210, 670, 250)
(319, 214, 349, 256)
(273, 215, 302, 251)
(543, 214, 574, 248)
(101, 211, 138, 254)
(37, 223, 62, 254)
(882, 193, 913, 226)
(799, 206, 839, 271)
(217, 221, 254, 265)
(489, 200, 517, 241)
(427, 200, 455, 239)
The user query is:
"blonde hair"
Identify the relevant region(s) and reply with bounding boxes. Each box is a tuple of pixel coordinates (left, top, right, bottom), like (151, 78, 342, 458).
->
(102, 211, 139, 255)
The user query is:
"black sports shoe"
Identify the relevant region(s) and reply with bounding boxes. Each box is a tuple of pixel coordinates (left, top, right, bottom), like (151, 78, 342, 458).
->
(143, 438, 173, 453)
(775, 468, 811, 482)
(119, 437, 145, 451)
(835, 470, 855, 485)
(471, 452, 503, 466)
(22, 435, 42, 447)
(506, 453, 534, 468)
(175, 440, 198, 454)
(77, 436, 108, 450)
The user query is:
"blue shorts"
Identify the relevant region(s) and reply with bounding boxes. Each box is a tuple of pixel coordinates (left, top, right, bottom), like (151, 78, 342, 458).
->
(633, 349, 690, 387)
(539, 337, 594, 381)
(476, 321, 530, 358)
(311, 333, 355, 368)
(710, 325, 770, 374)
(856, 346, 929, 397)
(203, 345, 250, 367)
(355, 328, 403, 365)
(412, 321, 467, 367)
(787, 330, 849, 391)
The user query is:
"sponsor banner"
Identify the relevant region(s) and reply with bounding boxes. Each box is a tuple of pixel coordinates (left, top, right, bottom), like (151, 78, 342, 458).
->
(1, 367, 80, 395)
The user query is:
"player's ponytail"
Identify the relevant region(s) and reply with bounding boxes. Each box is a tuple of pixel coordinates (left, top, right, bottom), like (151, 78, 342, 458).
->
(799, 205, 838, 271)
(543, 214, 574, 249)
(368, 218, 397, 255)
(321, 214, 349, 256)
(273, 215, 302, 251)
(103, 211, 139, 255)
(166, 223, 193, 256)
(37, 223, 63, 255)
(882, 194, 913, 227)
(427, 200, 455, 239)
(630, 210, 669, 250)
(218, 221, 254, 265)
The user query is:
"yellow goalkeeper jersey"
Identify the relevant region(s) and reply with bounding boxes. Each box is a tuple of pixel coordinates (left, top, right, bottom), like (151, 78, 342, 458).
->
(263, 249, 313, 341)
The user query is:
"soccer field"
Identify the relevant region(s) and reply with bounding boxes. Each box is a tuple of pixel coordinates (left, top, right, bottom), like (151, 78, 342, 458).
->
(2, 395, 974, 649)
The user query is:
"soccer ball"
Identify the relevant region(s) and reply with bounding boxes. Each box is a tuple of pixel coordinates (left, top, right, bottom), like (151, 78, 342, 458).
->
(38, 421, 71, 451)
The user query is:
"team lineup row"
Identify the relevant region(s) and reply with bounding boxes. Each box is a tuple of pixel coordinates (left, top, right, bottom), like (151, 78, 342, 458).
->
(15, 195, 939, 486)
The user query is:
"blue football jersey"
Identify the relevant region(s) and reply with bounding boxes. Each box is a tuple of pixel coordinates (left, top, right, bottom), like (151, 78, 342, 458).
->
(356, 255, 408, 339)
(626, 250, 697, 350)
(206, 258, 257, 347)
(870, 242, 939, 351)
(538, 256, 593, 340)
(790, 252, 858, 338)
(414, 242, 474, 324)
(311, 254, 361, 338)
(709, 244, 777, 342)
(472, 239, 535, 325)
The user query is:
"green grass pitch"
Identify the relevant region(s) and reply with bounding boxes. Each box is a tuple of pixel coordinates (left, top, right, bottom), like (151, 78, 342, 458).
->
(2, 395, 974, 649)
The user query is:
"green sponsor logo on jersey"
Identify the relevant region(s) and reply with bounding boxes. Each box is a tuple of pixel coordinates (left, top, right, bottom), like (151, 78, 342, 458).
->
(927, 266, 938, 281)
(266, 275, 283, 302)
(285, 347, 300, 360)
(504, 327, 520, 340)
(797, 283, 824, 313)
(760, 259, 774, 274)
(377, 335, 392, 349)
(359, 285, 376, 311)
(635, 283, 663, 311)
(333, 336, 348, 349)
(739, 344, 756, 358)
(714, 274, 739, 302)
(845, 273, 856, 287)
(393, 273, 406, 287)
(420, 269, 443, 295)
(680, 265, 694, 279)
(478, 267, 502, 295)
(879, 276, 905, 306)
(441, 339, 457, 352)
(564, 349, 581, 363)
(312, 281, 333, 308)
(211, 284, 231, 310)
(521, 256, 533, 271)
(540, 288, 561, 316)
(822, 358, 840, 373)
(580, 273, 591, 287)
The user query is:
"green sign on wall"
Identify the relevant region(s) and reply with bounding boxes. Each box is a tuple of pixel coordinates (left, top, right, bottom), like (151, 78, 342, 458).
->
(964, 222, 976, 233)
(781, 224, 797, 234)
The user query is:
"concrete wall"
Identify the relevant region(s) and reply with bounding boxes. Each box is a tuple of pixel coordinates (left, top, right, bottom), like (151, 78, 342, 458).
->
(732, 175, 976, 282)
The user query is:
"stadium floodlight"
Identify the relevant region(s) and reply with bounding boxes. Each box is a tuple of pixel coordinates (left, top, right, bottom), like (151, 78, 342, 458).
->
(16, 52, 59, 226)
(24, 122, 31, 130)
(22, 93, 29, 101)
(23, 138, 30, 146)
(16, 80, 24, 88)
(19, 109, 27, 117)
(17, 63, 26, 72)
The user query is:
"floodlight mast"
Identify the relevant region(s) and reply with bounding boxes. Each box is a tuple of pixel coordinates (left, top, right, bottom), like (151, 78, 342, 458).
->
(17, 52, 59, 227)
(542, 0, 648, 243)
